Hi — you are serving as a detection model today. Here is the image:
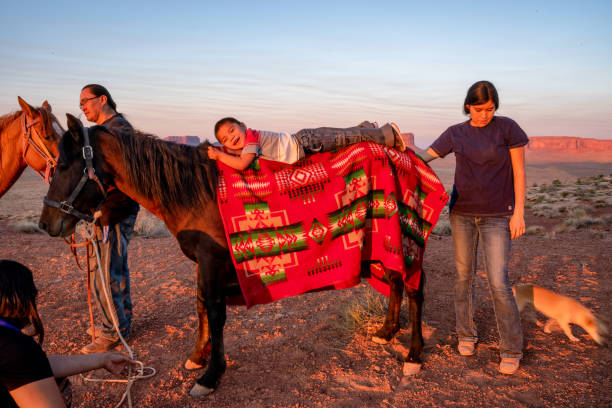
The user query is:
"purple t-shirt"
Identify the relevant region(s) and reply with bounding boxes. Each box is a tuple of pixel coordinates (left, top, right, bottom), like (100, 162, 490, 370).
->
(430, 116, 528, 216)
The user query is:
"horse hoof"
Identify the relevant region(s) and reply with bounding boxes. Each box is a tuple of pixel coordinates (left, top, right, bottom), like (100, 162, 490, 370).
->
(402, 362, 422, 376)
(189, 383, 215, 398)
(184, 359, 204, 370)
(372, 336, 389, 345)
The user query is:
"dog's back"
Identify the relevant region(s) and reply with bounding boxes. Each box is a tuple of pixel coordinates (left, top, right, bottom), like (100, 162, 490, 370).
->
(513, 284, 607, 345)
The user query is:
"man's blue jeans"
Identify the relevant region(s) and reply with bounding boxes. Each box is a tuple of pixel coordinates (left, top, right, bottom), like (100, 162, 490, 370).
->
(90, 213, 137, 340)
(450, 213, 523, 359)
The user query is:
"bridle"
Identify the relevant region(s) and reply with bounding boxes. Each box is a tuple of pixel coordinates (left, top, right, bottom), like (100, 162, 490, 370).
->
(43, 126, 108, 223)
(21, 112, 58, 184)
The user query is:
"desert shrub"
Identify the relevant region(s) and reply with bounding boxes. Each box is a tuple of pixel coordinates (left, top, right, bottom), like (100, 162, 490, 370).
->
(552, 179, 562, 186)
(568, 207, 588, 218)
(344, 287, 387, 331)
(526, 225, 545, 235)
(564, 216, 603, 229)
(601, 215, 612, 225)
(553, 223, 569, 233)
(8, 215, 44, 234)
(10, 219, 44, 234)
(532, 204, 556, 218)
(432, 219, 451, 236)
(134, 212, 170, 238)
(594, 199, 608, 208)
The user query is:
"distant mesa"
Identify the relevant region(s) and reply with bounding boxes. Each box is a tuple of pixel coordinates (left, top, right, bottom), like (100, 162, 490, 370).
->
(526, 136, 612, 153)
(400, 132, 418, 151)
(164, 136, 201, 146)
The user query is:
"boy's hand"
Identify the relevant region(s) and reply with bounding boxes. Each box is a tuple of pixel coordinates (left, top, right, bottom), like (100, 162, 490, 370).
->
(208, 146, 220, 160)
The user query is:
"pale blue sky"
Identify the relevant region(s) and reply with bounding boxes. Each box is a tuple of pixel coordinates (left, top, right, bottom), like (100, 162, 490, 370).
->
(1, 1, 611, 145)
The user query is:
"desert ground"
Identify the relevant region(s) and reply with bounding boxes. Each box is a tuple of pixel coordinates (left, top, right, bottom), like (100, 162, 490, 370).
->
(0, 159, 610, 408)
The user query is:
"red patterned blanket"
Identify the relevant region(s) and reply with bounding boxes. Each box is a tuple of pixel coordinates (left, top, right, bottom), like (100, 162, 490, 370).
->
(216, 142, 448, 308)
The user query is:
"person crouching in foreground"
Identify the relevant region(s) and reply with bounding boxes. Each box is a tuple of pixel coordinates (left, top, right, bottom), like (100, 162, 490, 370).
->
(0, 260, 136, 407)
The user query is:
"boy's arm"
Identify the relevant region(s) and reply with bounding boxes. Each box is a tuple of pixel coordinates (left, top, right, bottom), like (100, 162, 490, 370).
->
(208, 146, 256, 170)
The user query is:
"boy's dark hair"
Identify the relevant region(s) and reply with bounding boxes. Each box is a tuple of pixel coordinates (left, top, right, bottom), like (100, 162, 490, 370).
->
(0, 260, 44, 343)
(214, 117, 245, 140)
(463, 81, 499, 114)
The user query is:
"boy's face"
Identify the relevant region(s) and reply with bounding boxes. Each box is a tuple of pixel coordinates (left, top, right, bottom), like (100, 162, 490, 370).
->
(217, 122, 246, 150)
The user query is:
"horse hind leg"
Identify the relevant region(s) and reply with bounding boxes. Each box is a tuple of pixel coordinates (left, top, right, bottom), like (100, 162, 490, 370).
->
(403, 269, 424, 376)
(372, 269, 403, 344)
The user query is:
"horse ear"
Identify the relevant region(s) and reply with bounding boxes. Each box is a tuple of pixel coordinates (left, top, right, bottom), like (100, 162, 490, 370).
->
(18, 96, 36, 118)
(42, 100, 52, 113)
(66, 113, 83, 142)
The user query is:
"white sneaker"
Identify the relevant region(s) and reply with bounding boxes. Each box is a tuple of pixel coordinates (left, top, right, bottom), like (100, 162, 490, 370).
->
(458, 341, 475, 356)
(499, 357, 520, 374)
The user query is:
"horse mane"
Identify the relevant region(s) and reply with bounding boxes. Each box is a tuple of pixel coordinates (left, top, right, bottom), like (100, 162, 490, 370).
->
(0, 107, 57, 139)
(0, 111, 22, 133)
(98, 126, 218, 214)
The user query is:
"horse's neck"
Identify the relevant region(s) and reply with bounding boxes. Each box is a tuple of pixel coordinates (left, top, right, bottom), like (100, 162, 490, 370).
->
(98, 133, 169, 225)
(0, 115, 27, 197)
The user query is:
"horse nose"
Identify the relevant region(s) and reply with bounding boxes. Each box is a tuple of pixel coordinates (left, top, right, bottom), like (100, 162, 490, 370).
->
(38, 220, 48, 233)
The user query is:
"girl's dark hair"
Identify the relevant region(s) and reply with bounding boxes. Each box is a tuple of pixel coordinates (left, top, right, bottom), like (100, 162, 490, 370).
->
(463, 81, 499, 114)
(0, 260, 44, 344)
(214, 117, 246, 140)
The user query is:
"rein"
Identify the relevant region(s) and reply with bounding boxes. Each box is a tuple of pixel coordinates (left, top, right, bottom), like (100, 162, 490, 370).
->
(21, 113, 57, 184)
(43, 126, 108, 223)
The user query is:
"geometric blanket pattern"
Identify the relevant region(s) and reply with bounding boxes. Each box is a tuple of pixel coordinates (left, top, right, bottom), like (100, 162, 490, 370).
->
(216, 142, 448, 308)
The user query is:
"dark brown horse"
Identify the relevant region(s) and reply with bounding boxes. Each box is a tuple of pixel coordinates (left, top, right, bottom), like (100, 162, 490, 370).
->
(0, 97, 63, 195)
(39, 114, 425, 397)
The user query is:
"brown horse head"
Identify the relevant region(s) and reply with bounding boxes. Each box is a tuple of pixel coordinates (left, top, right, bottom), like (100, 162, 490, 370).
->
(39, 114, 108, 236)
(16, 96, 64, 169)
(0, 98, 64, 196)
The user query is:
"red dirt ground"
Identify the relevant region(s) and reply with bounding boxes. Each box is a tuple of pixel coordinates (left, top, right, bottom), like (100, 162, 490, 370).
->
(0, 168, 610, 407)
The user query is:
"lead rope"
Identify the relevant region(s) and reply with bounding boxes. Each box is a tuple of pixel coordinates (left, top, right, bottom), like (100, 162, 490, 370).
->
(81, 222, 156, 408)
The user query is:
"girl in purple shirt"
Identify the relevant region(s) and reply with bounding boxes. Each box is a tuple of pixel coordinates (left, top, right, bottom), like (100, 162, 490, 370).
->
(419, 81, 527, 375)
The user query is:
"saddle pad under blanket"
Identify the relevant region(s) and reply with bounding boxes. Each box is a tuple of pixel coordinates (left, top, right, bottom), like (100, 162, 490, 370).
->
(216, 142, 448, 308)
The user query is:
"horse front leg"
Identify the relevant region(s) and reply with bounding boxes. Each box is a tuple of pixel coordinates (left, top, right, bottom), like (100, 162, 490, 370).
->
(185, 265, 211, 370)
(403, 268, 425, 375)
(373, 268, 404, 344)
(190, 256, 228, 397)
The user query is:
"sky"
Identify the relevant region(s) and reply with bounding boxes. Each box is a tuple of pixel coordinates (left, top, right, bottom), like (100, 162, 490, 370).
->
(1, 1, 611, 146)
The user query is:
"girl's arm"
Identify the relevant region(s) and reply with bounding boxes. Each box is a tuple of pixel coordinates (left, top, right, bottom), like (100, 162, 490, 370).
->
(509, 146, 526, 239)
(208, 146, 256, 170)
(416, 147, 440, 163)
(10, 352, 135, 407)
(47, 352, 134, 378)
(10, 377, 66, 408)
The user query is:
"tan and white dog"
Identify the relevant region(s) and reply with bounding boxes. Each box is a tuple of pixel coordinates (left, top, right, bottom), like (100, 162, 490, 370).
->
(512, 284, 607, 345)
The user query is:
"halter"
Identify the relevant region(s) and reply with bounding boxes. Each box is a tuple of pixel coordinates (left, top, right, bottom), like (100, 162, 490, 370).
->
(43, 127, 108, 223)
(21, 113, 58, 184)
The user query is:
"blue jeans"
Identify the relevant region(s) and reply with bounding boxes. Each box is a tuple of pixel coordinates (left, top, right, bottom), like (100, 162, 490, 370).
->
(450, 213, 523, 359)
(91, 213, 137, 340)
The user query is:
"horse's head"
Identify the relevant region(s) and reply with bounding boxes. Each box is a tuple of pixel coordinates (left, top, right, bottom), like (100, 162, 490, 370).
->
(39, 114, 109, 237)
(17, 96, 64, 173)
